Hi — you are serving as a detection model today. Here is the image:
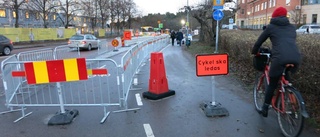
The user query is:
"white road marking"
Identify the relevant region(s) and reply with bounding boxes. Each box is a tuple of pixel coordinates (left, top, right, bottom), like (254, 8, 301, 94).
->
(143, 124, 155, 137)
(135, 93, 143, 106)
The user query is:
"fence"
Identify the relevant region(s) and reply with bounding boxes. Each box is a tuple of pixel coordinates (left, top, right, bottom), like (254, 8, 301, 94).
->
(120, 35, 169, 110)
(0, 34, 170, 123)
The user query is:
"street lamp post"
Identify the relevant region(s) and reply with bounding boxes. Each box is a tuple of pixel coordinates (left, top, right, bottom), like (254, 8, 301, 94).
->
(186, 0, 189, 40)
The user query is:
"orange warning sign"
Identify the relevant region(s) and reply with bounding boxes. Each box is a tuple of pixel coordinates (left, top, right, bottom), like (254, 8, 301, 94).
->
(123, 31, 132, 40)
(112, 39, 119, 47)
(196, 53, 229, 76)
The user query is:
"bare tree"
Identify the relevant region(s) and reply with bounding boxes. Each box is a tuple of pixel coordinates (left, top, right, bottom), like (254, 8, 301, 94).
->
(80, 0, 95, 32)
(109, 0, 116, 35)
(2, 0, 28, 28)
(120, 0, 137, 29)
(97, 0, 110, 29)
(191, 0, 238, 44)
(26, 0, 58, 28)
(192, 2, 214, 43)
(289, 9, 302, 26)
(125, 0, 138, 29)
(110, 0, 124, 34)
(55, 0, 81, 29)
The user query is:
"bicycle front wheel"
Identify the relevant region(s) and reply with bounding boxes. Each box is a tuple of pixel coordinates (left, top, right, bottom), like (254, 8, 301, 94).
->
(253, 73, 267, 112)
(277, 87, 304, 137)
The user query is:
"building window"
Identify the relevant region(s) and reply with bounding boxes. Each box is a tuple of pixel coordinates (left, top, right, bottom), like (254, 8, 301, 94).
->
(53, 14, 56, 20)
(310, 0, 315, 4)
(273, 0, 276, 7)
(36, 12, 40, 20)
(242, 0, 245, 4)
(45, 15, 48, 20)
(312, 14, 317, 24)
(269, 0, 272, 8)
(13, 11, 16, 18)
(286, 0, 291, 5)
(261, 3, 264, 10)
(265, 2, 267, 9)
(302, 14, 307, 24)
(241, 9, 244, 14)
(0, 9, 6, 17)
(25, 11, 29, 19)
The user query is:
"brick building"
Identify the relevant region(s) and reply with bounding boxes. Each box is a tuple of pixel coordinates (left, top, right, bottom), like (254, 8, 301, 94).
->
(236, 0, 320, 29)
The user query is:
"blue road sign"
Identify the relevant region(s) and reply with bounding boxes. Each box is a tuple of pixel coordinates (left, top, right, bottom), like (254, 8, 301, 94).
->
(213, 10, 224, 21)
(229, 18, 234, 24)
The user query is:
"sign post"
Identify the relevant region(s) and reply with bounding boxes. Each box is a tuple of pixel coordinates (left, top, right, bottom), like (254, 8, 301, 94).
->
(197, 54, 229, 117)
(213, 9, 224, 53)
(197, 7, 229, 117)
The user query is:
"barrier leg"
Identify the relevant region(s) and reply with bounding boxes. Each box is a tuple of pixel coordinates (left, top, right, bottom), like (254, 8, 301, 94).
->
(48, 82, 79, 125)
(100, 106, 111, 124)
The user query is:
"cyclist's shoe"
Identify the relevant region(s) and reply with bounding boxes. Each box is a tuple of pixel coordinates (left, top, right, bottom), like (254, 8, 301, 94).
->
(261, 103, 269, 117)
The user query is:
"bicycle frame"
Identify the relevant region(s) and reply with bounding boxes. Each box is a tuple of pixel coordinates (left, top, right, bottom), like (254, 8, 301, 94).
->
(257, 53, 294, 114)
(254, 52, 309, 136)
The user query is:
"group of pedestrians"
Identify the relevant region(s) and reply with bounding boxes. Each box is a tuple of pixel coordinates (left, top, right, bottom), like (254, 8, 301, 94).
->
(170, 30, 184, 46)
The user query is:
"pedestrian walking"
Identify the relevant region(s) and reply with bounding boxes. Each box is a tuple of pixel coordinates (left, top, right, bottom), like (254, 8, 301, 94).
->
(170, 30, 176, 46)
(176, 30, 184, 46)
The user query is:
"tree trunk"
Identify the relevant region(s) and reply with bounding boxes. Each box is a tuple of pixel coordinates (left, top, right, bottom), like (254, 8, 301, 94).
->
(14, 7, 19, 28)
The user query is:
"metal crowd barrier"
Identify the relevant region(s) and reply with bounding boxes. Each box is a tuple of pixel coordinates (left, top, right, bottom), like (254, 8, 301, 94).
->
(120, 35, 169, 109)
(0, 34, 170, 123)
(1, 58, 121, 123)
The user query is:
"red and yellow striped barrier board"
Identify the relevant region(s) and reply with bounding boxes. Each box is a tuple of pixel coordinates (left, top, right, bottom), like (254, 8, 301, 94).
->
(12, 58, 108, 84)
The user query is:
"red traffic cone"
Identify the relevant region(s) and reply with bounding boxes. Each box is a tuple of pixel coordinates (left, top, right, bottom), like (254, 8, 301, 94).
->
(143, 52, 175, 100)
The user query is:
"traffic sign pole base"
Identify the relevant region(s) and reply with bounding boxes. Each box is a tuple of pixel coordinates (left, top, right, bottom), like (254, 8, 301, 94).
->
(48, 109, 79, 125)
(200, 101, 229, 117)
(142, 89, 175, 100)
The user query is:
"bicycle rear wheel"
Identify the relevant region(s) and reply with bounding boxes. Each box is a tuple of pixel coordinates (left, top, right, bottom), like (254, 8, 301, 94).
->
(253, 73, 267, 112)
(277, 87, 304, 137)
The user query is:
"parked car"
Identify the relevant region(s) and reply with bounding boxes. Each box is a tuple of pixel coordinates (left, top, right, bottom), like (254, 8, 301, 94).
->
(296, 24, 320, 34)
(68, 34, 101, 50)
(0, 34, 13, 56)
(222, 24, 238, 30)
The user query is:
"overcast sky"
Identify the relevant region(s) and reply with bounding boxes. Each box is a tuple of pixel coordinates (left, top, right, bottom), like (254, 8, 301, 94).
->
(134, 0, 200, 15)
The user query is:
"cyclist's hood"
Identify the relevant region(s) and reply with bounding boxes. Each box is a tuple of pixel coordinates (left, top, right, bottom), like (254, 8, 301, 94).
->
(270, 16, 290, 26)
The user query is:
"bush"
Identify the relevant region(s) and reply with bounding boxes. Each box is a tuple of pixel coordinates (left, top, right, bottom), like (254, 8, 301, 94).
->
(219, 30, 320, 126)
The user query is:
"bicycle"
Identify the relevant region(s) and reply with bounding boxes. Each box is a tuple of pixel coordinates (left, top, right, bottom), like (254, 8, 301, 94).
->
(252, 49, 309, 137)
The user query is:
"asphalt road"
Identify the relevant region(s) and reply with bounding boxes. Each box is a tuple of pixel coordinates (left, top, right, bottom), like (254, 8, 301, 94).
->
(0, 42, 318, 137)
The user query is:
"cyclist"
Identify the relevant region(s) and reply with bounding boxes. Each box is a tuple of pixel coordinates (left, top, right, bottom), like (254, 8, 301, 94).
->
(251, 7, 302, 117)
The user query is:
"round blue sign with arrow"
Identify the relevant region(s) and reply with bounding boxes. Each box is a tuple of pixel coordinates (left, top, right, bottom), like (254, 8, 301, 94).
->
(213, 10, 224, 21)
